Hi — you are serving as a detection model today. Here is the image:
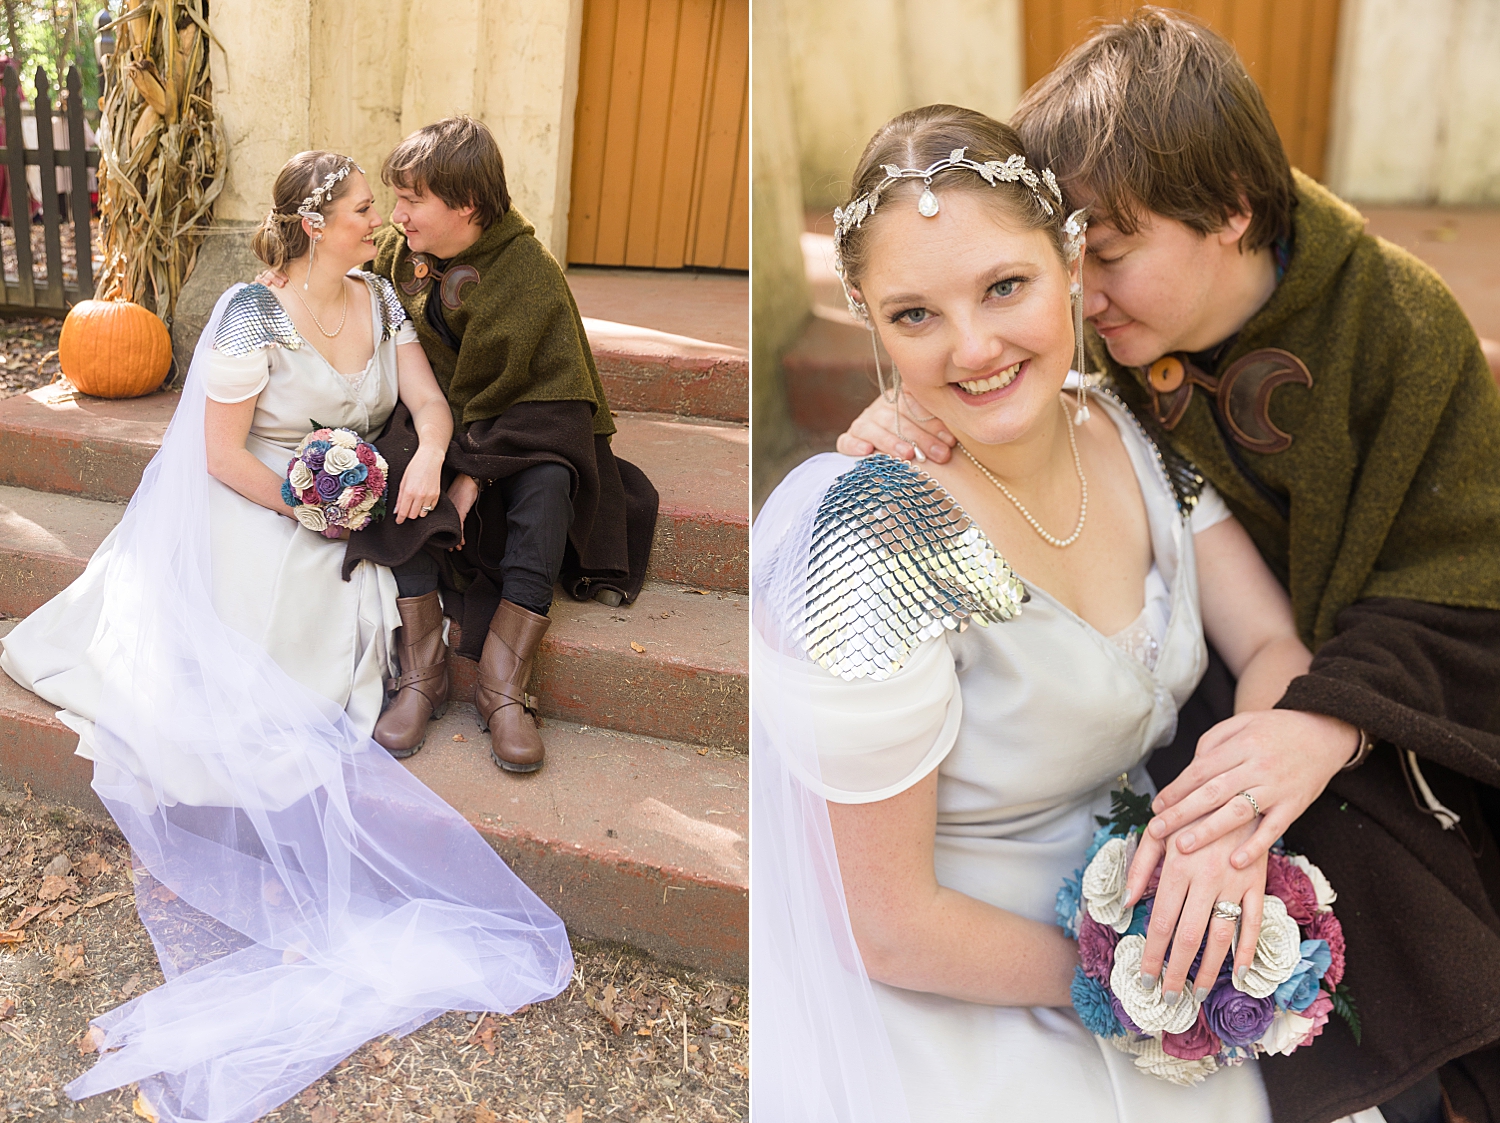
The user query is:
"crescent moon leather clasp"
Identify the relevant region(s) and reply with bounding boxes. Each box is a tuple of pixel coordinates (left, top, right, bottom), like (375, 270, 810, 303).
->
(439, 264, 480, 310)
(1144, 347, 1312, 454)
(1216, 348, 1312, 454)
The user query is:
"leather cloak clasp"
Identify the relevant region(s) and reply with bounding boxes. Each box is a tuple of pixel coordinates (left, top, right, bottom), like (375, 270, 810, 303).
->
(1145, 347, 1312, 454)
(401, 254, 481, 309)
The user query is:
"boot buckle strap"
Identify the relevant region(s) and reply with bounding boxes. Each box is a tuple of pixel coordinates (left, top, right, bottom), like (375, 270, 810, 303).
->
(395, 662, 447, 690)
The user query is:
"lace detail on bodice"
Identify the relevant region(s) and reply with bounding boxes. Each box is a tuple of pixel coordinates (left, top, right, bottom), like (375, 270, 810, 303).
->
(1107, 611, 1161, 672)
(802, 454, 1028, 682)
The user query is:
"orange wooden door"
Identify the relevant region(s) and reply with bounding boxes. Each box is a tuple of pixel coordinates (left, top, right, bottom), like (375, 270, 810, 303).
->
(567, 0, 749, 270)
(1022, 0, 1340, 179)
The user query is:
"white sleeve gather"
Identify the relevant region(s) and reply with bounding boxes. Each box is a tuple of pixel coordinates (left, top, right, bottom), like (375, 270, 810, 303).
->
(1190, 481, 1232, 535)
(754, 632, 961, 805)
(201, 348, 270, 404)
(394, 321, 418, 347)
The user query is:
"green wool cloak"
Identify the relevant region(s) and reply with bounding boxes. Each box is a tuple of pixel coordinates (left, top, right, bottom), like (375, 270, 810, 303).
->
(372, 208, 616, 437)
(1105, 174, 1500, 1123)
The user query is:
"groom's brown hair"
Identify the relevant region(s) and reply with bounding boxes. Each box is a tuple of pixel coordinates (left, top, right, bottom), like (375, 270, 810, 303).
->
(1013, 7, 1294, 252)
(382, 115, 511, 229)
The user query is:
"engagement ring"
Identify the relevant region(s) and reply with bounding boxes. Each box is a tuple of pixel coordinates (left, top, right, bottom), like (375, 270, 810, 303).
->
(1239, 790, 1261, 817)
(1212, 901, 1243, 922)
(420, 505, 433, 515)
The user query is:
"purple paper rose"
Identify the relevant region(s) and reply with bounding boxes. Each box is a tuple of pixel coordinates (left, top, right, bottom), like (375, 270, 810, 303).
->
(1111, 993, 1144, 1036)
(314, 471, 343, 501)
(1203, 978, 1276, 1047)
(1077, 913, 1120, 983)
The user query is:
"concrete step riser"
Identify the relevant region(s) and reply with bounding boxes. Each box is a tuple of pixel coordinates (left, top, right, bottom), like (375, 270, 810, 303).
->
(0, 399, 748, 595)
(0, 684, 747, 976)
(596, 353, 747, 423)
(0, 566, 747, 747)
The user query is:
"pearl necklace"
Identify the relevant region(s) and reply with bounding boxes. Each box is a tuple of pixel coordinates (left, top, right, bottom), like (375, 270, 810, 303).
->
(292, 279, 349, 338)
(957, 398, 1088, 548)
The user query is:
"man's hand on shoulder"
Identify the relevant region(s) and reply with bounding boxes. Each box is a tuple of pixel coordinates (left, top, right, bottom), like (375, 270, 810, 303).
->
(255, 270, 288, 289)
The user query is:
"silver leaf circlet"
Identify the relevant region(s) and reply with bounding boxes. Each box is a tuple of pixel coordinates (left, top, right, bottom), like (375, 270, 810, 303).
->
(801, 454, 1028, 682)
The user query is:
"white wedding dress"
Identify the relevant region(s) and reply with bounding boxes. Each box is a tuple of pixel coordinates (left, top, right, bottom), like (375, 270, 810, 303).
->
(0, 277, 573, 1123)
(750, 391, 1382, 1123)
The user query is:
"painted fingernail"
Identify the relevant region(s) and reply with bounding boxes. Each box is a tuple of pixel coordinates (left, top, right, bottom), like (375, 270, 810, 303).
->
(1140, 973, 1157, 990)
(1194, 987, 1210, 1003)
(1162, 990, 1180, 1007)
(1234, 966, 1247, 987)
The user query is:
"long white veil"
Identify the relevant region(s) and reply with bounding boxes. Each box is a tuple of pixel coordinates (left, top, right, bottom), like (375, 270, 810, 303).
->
(67, 288, 573, 1122)
(749, 454, 910, 1123)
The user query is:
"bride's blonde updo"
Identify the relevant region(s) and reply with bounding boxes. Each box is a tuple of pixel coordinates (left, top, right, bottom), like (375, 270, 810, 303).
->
(838, 105, 1070, 294)
(250, 151, 360, 271)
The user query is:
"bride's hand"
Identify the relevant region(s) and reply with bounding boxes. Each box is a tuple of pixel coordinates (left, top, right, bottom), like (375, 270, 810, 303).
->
(1126, 817, 1267, 1004)
(1144, 709, 1357, 871)
(393, 445, 444, 524)
(834, 392, 956, 464)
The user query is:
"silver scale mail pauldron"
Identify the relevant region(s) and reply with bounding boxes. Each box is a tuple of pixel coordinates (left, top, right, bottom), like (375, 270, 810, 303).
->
(802, 454, 1028, 682)
(214, 273, 411, 357)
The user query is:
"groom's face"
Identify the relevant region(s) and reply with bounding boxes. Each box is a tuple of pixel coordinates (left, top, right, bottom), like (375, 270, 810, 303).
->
(1079, 207, 1264, 368)
(391, 185, 481, 259)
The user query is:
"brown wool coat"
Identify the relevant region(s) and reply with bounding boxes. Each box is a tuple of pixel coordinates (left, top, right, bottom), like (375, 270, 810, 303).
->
(1105, 174, 1500, 1123)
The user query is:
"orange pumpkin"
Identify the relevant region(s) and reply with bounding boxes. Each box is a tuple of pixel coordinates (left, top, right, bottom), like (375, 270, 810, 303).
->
(58, 299, 173, 398)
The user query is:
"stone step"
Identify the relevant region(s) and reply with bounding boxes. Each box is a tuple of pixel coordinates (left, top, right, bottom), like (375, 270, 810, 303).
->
(0, 494, 746, 748)
(0, 389, 748, 593)
(586, 318, 748, 423)
(0, 644, 746, 976)
(780, 314, 880, 442)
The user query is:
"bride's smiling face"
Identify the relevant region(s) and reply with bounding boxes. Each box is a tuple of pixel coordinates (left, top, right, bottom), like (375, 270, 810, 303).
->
(851, 188, 1076, 449)
(303, 170, 383, 272)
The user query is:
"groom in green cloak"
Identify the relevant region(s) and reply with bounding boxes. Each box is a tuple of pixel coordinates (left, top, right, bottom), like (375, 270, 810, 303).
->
(840, 11, 1500, 1123)
(343, 115, 657, 775)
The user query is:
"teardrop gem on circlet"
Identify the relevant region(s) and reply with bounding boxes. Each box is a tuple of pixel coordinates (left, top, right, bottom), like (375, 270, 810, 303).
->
(917, 187, 940, 217)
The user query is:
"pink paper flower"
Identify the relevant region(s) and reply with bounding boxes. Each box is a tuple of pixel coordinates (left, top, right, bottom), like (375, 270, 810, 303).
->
(1304, 911, 1346, 988)
(366, 468, 385, 494)
(356, 443, 377, 467)
(1162, 1006, 1222, 1061)
(1266, 854, 1318, 925)
(1077, 913, 1120, 983)
(1294, 992, 1334, 1050)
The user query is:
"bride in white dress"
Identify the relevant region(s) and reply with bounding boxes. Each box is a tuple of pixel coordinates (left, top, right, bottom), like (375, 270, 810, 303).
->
(1, 152, 572, 1122)
(751, 106, 1380, 1123)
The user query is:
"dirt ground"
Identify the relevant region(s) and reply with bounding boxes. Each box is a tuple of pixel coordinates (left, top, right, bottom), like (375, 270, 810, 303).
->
(0, 788, 748, 1123)
(0, 316, 62, 400)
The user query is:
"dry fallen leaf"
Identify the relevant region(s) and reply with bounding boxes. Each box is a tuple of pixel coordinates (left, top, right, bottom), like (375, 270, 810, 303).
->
(52, 940, 89, 983)
(0, 996, 15, 1020)
(368, 1041, 395, 1068)
(133, 1091, 160, 1121)
(474, 1105, 499, 1123)
(118, 973, 142, 1001)
(75, 852, 109, 879)
(8, 904, 46, 931)
(42, 853, 72, 878)
(78, 1024, 106, 1054)
(452, 733, 467, 742)
(566, 1109, 584, 1123)
(630, 641, 646, 653)
(148, 883, 178, 904)
(468, 1015, 498, 1056)
(686, 588, 711, 595)
(309, 1101, 338, 1123)
(47, 901, 80, 923)
(82, 891, 126, 909)
(38, 874, 76, 902)
(0, 931, 24, 945)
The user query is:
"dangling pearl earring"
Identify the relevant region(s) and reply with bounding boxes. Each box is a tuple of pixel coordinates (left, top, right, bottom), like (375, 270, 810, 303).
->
(305, 235, 320, 291)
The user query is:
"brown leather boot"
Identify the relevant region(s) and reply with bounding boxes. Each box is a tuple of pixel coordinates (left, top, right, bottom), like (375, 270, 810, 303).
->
(373, 590, 449, 759)
(475, 600, 550, 773)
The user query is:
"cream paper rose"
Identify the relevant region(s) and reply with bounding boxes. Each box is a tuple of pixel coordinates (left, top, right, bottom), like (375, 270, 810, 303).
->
(1110, 935, 1201, 1035)
(288, 460, 314, 491)
(325, 446, 359, 474)
(329, 429, 359, 449)
(375, 453, 389, 473)
(1258, 1008, 1317, 1057)
(1131, 1035, 1219, 1087)
(1082, 837, 1134, 933)
(352, 490, 379, 516)
(1289, 855, 1337, 911)
(294, 504, 328, 532)
(1234, 895, 1302, 998)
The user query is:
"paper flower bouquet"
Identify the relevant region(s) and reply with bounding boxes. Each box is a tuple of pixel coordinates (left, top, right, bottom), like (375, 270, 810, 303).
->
(1055, 785, 1359, 1086)
(281, 426, 388, 538)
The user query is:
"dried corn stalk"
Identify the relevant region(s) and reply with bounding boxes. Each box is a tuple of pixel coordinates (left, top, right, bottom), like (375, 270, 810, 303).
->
(94, 0, 224, 341)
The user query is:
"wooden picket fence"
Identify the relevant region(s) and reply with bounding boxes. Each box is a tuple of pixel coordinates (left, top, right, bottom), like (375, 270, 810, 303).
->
(0, 63, 99, 312)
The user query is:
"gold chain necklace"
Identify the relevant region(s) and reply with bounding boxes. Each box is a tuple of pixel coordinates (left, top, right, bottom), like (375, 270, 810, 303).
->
(957, 398, 1088, 548)
(292, 279, 349, 338)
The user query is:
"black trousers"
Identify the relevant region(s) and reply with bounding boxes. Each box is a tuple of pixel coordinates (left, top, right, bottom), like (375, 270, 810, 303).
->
(390, 463, 572, 618)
